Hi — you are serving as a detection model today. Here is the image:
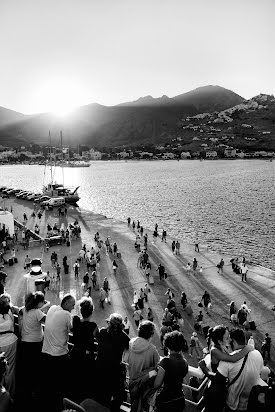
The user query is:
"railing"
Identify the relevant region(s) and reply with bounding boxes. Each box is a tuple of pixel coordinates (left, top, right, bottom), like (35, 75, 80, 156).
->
(13, 315, 208, 411)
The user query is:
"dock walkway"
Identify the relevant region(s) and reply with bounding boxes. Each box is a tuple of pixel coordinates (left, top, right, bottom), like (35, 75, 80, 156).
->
(1, 196, 275, 374)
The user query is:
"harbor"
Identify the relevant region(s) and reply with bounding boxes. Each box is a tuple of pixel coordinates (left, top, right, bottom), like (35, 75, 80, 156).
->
(1, 194, 275, 374)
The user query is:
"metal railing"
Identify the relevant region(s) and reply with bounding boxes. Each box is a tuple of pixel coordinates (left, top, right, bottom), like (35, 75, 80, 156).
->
(13, 315, 208, 411)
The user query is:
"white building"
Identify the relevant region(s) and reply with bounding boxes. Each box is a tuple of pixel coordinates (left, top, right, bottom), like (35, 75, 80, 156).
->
(205, 150, 218, 158)
(224, 148, 237, 157)
(180, 151, 191, 159)
(89, 149, 102, 160)
(162, 152, 176, 159)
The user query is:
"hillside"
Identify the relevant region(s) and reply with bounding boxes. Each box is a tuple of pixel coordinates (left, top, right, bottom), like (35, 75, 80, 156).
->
(173, 94, 275, 152)
(0, 106, 27, 127)
(0, 86, 244, 148)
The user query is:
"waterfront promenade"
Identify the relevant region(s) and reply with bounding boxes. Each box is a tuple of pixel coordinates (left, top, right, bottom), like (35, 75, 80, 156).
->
(2, 196, 275, 372)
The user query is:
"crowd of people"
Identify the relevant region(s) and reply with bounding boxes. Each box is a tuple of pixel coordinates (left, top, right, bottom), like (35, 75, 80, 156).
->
(0, 213, 274, 412)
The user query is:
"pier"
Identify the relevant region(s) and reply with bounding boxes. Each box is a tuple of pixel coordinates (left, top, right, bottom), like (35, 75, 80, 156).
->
(1, 196, 274, 375)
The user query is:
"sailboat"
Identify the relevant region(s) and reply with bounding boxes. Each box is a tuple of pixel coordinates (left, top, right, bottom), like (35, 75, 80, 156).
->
(42, 131, 80, 204)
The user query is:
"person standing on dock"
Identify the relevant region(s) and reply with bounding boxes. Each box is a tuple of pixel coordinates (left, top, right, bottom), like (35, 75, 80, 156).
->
(175, 240, 180, 255)
(195, 239, 200, 252)
(73, 260, 80, 280)
(112, 259, 118, 275)
(162, 229, 167, 242)
(201, 291, 211, 314)
(156, 263, 165, 281)
(241, 263, 248, 282)
(217, 258, 224, 274)
(171, 240, 176, 254)
(99, 288, 106, 309)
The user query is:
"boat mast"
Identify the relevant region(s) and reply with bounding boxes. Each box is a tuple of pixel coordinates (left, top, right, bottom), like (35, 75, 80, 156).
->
(49, 130, 53, 185)
(60, 130, 65, 187)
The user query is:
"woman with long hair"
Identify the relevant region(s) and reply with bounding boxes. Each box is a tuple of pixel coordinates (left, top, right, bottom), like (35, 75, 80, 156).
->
(95, 313, 130, 411)
(70, 297, 98, 402)
(0, 294, 19, 398)
(154, 330, 189, 412)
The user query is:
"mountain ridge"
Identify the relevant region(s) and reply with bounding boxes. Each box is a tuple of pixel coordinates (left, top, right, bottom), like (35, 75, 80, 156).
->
(0, 85, 250, 148)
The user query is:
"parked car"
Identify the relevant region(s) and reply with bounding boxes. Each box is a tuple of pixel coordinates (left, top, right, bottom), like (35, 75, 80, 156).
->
(41, 197, 65, 207)
(5, 189, 16, 195)
(34, 195, 51, 204)
(0, 186, 7, 192)
(16, 191, 29, 199)
(2, 188, 14, 194)
(26, 193, 40, 201)
(21, 192, 33, 200)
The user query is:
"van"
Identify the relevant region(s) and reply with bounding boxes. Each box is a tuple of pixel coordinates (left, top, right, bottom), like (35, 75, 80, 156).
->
(41, 197, 65, 207)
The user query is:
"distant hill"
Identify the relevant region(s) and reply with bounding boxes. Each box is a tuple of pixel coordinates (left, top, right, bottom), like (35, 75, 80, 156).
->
(0, 106, 27, 127)
(0, 85, 245, 147)
(174, 93, 275, 152)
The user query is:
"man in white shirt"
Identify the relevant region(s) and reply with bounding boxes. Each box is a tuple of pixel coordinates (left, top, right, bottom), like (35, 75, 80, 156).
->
(216, 328, 267, 411)
(41, 294, 75, 410)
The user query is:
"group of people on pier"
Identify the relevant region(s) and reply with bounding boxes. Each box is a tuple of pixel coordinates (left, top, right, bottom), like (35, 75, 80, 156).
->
(0, 213, 274, 412)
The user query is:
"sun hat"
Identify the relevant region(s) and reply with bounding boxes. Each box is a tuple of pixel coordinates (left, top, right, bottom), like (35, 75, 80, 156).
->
(192, 332, 197, 337)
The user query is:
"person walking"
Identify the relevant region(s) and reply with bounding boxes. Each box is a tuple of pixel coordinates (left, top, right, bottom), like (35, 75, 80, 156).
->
(144, 283, 150, 302)
(113, 242, 118, 257)
(112, 259, 118, 275)
(241, 263, 248, 282)
(24, 255, 31, 271)
(195, 239, 200, 252)
(156, 263, 165, 281)
(261, 333, 271, 360)
(123, 316, 130, 335)
(91, 271, 97, 289)
(189, 332, 201, 358)
(73, 260, 80, 280)
(175, 240, 180, 255)
(144, 262, 151, 282)
(161, 230, 167, 242)
(171, 241, 176, 254)
(147, 307, 154, 322)
(99, 288, 106, 309)
(193, 258, 198, 272)
(201, 291, 211, 314)
(217, 258, 224, 274)
(227, 301, 237, 323)
(181, 291, 187, 310)
(133, 307, 142, 328)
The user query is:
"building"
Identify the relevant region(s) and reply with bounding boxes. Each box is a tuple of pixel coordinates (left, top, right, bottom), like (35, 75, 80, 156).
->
(205, 150, 218, 159)
(162, 152, 177, 159)
(224, 148, 237, 158)
(180, 151, 191, 159)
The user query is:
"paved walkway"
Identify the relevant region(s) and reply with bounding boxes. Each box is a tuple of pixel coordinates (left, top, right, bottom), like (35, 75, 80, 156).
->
(2, 196, 275, 373)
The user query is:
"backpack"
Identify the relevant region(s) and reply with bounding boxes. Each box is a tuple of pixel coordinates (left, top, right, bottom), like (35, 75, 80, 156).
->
(247, 384, 275, 411)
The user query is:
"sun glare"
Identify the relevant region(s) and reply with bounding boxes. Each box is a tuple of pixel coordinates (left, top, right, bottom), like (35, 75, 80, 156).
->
(35, 77, 87, 116)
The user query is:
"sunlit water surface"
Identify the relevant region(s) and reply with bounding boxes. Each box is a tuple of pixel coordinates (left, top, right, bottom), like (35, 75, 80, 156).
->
(0, 160, 274, 269)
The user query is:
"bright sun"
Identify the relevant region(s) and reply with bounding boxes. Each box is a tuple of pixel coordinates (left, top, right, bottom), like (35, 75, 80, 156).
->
(35, 77, 87, 116)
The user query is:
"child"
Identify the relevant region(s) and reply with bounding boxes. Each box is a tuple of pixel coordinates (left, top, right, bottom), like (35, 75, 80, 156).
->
(199, 266, 203, 274)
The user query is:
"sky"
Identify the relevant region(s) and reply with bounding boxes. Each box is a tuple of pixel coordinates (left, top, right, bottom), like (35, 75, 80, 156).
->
(0, 0, 274, 114)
